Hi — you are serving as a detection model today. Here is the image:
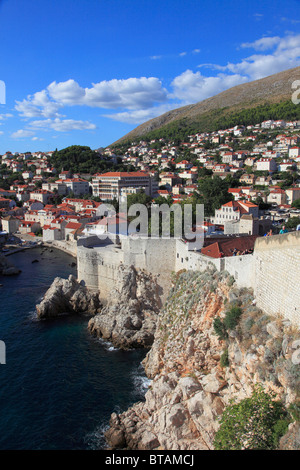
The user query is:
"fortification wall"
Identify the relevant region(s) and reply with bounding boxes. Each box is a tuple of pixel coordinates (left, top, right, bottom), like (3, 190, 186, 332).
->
(175, 239, 221, 272)
(121, 237, 177, 300)
(76, 232, 300, 325)
(77, 236, 125, 301)
(253, 231, 300, 325)
(222, 253, 255, 289)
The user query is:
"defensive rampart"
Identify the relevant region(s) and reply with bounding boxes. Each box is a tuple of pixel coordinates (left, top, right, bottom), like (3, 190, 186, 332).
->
(253, 231, 300, 325)
(76, 232, 300, 325)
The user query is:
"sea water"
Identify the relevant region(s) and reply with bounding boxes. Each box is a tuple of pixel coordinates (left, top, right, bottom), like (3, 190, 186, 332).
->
(0, 247, 149, 449)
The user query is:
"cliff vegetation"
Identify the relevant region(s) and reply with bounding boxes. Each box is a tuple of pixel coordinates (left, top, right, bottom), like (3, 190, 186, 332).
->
(105, 266, 300, 450)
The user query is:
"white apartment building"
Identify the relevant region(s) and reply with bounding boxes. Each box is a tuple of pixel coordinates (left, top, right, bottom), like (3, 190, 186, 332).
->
(212, 200, 259, 225)
(92, 172, 158, 201)
(289, 147, 300, 159)
(255, 158, 277, 173)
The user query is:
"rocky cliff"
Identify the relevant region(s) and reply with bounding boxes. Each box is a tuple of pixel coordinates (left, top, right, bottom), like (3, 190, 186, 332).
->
(88, 264, 162, 349)
(105, 267, 300, 450)
(36, 275, 101, 319)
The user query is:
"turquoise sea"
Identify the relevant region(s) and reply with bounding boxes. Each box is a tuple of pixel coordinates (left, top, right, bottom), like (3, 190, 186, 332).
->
(0, 247, 148, 450)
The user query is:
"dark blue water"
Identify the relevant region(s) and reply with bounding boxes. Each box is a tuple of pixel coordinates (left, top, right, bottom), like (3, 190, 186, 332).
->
(0, 247, 149, 450)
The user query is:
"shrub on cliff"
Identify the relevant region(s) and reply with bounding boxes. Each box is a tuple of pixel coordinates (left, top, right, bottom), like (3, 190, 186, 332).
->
(223, 306, 243, 330)
(213, 317, 228, 340)
(214, 386, 291, 450)
(213, 306, 243, 339)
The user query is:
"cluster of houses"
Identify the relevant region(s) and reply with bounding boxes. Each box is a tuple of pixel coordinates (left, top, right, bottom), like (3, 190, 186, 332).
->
(0, 117, 300, 256)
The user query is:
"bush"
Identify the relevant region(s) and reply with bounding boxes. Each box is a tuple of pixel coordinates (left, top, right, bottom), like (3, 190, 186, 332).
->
(213, 306, 243, 340)
(213, 317, 228, 340)
(220, 349, 229, 368)
(214, 386, 291, 450)
(224, 306, 243, 330)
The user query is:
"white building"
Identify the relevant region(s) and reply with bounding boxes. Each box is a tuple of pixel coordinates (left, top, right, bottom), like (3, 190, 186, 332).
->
(289, 147, 300, 159)
(256, 158, 277, 173)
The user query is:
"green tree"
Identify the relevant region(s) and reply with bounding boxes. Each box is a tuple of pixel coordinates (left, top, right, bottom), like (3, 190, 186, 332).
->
(126, 190, 152, 209)
(285, 216, 300, 229)
(214, 386, 290, 450)
(291, 199, 300, 209)
(198, 176, 233, 216)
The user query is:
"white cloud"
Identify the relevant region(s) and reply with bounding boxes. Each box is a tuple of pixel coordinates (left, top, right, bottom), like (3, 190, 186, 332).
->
(82, 77, 168, 109)
(15, 89, 62, 118)
(47, 79, 86, 105)
(11, 129, 35, 139)
(104, 103, 178, 124)
(47, 77, 168, 109)
(280, 17, 300, 25)
(0, 113, 13, 120)
(0, 131, 4, 135)
(170, 69, 248, 104)
(15, 77, 168, 121)
(12, 33, 300, 130)
(241, 36, 281, 51)
(224, 33, 300, 80)
(29, 118, 97, 132)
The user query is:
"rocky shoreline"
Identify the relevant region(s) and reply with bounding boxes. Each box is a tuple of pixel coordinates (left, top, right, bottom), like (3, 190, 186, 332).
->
(36, 275, 101, 319)
(104, 267, 300, 450)
(36, 265, 162, 349)
(34, 263, 300, 450)
(88, 265, 162, 349)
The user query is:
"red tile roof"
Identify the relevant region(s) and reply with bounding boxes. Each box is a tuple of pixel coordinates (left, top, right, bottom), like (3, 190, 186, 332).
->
(65, 222, 82, 230)
(201, 235, 259, 258)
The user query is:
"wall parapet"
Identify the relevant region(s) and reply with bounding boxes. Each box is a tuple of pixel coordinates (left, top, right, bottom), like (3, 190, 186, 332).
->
(76, 232, 300, 326)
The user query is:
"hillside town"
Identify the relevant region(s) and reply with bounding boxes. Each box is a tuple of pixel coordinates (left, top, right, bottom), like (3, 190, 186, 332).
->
(1, 117, 300, 258)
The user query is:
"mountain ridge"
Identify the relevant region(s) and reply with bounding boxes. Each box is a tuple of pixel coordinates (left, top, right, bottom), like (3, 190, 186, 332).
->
(111, 66, 300, 145)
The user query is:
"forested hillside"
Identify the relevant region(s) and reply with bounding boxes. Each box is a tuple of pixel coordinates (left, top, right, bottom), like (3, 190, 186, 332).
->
(112, 99, 300, 149)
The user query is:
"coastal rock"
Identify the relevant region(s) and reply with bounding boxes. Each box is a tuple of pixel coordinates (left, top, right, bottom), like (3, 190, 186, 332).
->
(88, 264, 161, 349)
(105, 267, 300, 451)
(36, 275, 101, 319)
(0, 254, 21, 276)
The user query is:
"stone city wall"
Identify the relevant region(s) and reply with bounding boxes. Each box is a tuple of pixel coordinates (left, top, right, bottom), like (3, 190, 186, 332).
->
(253, 231, 300, 325)
(76, 232, 300, 325)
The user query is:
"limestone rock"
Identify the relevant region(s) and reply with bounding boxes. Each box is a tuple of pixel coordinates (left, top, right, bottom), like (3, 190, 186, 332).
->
(266, 321, 283, 339)
(36, 275, 101, 319)
(280, 422, 300, 450)
(292, 340, 300, 350)
(88, 265, 161, 349)
(103, 268, 300, 451)
(291, 348, 300, 365)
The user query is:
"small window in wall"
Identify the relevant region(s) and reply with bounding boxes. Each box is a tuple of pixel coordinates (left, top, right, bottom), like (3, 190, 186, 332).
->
(181, 258, 183, 263)
(177, 253, 179, 258)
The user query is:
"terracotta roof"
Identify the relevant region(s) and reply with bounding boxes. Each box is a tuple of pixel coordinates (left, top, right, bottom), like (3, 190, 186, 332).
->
(65, 222, 82, 230)
(98, 171, 150, 178)
(201, 235, 259, 258)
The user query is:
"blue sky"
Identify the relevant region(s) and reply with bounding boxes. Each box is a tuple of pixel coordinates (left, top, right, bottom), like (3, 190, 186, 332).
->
(0, 0, 300, 154)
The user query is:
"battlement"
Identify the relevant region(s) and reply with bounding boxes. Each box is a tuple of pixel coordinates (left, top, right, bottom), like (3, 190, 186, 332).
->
(77, 232, 300, 325)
